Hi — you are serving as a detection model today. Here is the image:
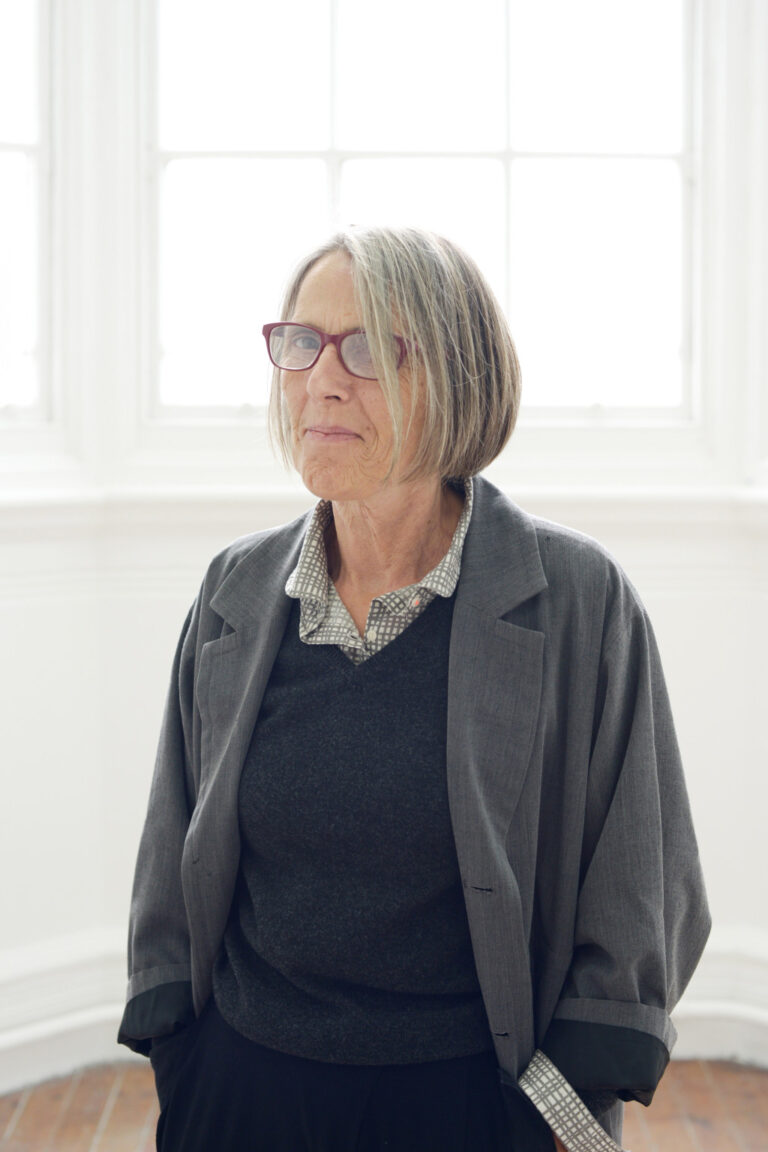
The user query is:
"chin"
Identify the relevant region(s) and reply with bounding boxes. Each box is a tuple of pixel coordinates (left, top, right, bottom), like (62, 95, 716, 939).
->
(298, 462, 352, 502)
(299, 465, 385, 505)
(296, 438, 400, 502)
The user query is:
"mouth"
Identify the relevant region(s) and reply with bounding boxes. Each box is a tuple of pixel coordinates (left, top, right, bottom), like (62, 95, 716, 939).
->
(304, 426, 361, 442)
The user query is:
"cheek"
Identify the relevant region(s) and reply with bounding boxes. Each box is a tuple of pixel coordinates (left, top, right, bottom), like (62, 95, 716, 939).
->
(281, 379, 306, 432)
(362, 388, 397, 435)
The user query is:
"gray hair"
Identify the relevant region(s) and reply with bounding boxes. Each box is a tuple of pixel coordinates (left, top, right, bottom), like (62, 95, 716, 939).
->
(268, 226, 521, 482)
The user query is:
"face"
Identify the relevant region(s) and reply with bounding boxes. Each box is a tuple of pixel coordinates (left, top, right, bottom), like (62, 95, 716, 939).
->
(282, 251, 422, 504)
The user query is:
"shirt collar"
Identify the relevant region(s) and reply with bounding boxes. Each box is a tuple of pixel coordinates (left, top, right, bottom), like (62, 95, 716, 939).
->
(286, 477, 474, 610)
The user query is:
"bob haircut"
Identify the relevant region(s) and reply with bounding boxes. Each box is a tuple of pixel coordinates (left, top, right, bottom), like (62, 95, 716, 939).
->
(268, 226, 521, 483)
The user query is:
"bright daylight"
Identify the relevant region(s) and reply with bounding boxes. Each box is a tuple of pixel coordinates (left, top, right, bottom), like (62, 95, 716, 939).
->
(1, 2, 767, 1151)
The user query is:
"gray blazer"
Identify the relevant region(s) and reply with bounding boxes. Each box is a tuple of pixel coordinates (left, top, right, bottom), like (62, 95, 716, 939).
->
(119, 476, 709, 1135)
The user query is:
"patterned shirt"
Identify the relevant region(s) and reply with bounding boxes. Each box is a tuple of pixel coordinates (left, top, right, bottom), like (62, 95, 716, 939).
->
(285, 480, 472, 664)
(284, 477, 626, 1151)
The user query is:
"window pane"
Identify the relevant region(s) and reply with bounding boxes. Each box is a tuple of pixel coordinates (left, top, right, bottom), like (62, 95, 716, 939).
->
(153, 0, 688, 416)
(336, 0, 506, 151)
(0, 353, 36, 407)
(340, 160, 507, 308)
(158, 0, 331, 150)
(0, 0, 36, 144)
(159, 159, 329, 408)
(509, 159, 683, 407)
(0, 153, 37, 409)
(510, 0, 683, 153)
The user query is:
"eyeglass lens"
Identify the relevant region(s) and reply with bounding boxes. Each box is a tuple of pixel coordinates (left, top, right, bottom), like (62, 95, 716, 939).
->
(268, 325, 377, 379)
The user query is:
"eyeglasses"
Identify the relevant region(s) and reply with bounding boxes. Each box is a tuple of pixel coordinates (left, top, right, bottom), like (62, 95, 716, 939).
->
(262, 322, 406, 381)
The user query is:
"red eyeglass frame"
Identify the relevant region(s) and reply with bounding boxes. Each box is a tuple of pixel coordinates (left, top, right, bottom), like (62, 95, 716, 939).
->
(262, 322, 407, 380)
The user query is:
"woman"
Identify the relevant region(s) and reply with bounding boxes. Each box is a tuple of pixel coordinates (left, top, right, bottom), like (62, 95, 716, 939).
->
(119, 227, 710, 1152)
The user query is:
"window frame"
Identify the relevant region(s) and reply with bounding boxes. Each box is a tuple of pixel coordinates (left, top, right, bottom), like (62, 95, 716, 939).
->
(134, 0, 712, 491)
(1, 0, 766, 496)
(0, 0, 51, 427)
(145, 0, 696, 422)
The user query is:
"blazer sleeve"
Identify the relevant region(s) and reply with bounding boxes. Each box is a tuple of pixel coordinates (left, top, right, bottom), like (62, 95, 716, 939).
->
(117, 600, 200, 1055)
(540, 596, 711, 1105)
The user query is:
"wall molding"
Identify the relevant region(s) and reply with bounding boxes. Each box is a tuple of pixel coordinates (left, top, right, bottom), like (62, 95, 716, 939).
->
(0, 928, 766, 1095)
(1, 482, 768, 535)
(0, 930, 139, 1095)
(1, 486, 765, 604)
(672, 927, 768, 1067)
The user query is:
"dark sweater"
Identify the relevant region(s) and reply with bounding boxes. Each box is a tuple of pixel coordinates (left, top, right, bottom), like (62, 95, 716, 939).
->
(213, 594, 493, 1064)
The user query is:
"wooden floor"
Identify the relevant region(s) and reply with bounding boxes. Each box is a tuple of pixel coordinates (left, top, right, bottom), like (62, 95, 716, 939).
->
(0, 1059, 766, 1151)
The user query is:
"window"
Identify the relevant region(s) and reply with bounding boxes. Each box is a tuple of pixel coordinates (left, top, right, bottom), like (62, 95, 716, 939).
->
(151, 0, 690, 417)
(0, 0, 46, 419)
(2, 1, 765, 493)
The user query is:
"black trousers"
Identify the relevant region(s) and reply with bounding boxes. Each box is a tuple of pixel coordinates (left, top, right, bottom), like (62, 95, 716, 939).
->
(152, 1000, 515, 1152)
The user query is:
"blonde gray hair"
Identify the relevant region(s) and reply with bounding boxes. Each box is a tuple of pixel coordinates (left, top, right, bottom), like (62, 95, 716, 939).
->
(268, 226, 521, 482)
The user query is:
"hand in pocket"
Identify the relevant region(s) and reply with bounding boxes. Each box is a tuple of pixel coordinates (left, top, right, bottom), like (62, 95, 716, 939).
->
(150, 1021, 199, 1111)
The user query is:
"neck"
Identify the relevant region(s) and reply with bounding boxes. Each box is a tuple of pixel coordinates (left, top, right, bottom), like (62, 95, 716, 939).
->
(326, 478, 464, 603)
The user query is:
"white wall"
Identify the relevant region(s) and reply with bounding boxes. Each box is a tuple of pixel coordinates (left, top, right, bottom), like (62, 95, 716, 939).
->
(1, 0, 766, 1100)
(1, 485, 766, 1093)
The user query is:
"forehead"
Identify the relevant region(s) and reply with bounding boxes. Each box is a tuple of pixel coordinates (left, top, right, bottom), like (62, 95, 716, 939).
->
(292, 252, 359, 325)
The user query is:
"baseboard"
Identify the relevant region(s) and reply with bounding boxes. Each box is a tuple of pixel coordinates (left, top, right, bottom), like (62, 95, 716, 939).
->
(670, 924, 768, 1068)
(0, 1007, 143, 1096)
(673, 1006, 768, 1066)
(0, 927, 766, 1095)
(0, 930, 140, 1094)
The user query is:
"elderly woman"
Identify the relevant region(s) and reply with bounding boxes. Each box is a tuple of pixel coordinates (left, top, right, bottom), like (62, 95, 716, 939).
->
(118, 226, 710, 1152)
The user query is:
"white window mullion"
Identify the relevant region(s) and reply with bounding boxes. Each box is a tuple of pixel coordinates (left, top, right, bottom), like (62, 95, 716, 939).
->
(746, 0, 768, 484)
(0, 0, 86, 493)
(502, 0, 512, 319)
(37, 0, 53, 425)
(139, 0, 160, 429)
(686, 0, 704, 428)
(0, 0, 43, 423)
(328, 0, 341, 229)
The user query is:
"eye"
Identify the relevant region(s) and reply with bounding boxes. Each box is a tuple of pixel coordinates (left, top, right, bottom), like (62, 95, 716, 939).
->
(291, 328, 321, 352)
(342, 332, 375, 376)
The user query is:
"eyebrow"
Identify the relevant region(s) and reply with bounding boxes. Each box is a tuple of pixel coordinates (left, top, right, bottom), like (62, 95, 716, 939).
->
(286, 322, 368, 336)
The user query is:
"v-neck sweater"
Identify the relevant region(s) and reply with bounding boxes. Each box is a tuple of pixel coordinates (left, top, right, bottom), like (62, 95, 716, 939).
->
(212, 594, 493, 1064)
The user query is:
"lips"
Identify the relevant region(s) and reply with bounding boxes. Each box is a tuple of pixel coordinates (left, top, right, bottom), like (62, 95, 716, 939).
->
(304, 425, 361, 441)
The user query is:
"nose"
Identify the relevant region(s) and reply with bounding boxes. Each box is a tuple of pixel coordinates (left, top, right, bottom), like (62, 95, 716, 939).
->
(304, 343, 353, 400)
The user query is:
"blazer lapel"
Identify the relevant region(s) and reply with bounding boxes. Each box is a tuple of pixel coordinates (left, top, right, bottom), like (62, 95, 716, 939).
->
(447, 604, 545, 865)
(184, 520, 307, 999)
(447, 476, 548, 860)
(446, 478, 548, 1064)
(197, 518, 309, 816)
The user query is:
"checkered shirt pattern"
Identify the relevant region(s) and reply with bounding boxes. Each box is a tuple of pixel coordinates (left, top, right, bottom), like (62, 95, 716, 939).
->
(285, 479, 627, 1148)
(520, 1050, 628, 1151)
(285, 479, 473, 664)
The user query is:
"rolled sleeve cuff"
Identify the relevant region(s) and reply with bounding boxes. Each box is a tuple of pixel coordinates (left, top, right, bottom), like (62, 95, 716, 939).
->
(552, 997, 676, 1052)
(542, 1018, 670, 1106)
(117, 979, 195, 1056)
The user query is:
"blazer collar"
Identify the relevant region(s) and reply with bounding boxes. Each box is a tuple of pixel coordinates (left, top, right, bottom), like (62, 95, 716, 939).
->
(209, 511, 312, 632)
(458, 476, 548, 617)
(207, 476, 546, 632)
